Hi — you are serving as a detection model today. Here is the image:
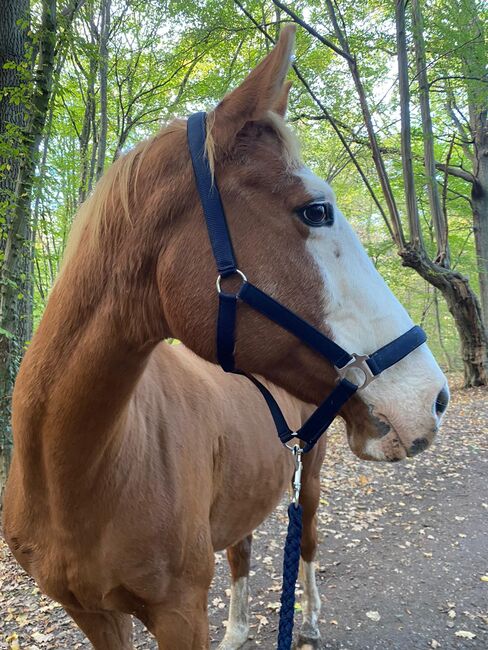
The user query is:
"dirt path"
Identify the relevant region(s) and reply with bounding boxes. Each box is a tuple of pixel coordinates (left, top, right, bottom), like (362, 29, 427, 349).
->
(1, 385, 487, 649)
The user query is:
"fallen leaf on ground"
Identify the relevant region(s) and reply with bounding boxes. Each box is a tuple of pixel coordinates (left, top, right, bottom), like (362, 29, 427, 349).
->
(454, 630, 476, 639)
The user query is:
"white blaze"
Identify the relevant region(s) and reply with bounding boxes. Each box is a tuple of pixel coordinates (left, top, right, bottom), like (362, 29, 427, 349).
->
(297, 167, 447, 448)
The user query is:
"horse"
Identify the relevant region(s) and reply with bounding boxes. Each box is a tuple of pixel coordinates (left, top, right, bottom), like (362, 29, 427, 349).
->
(3, 24, 449, 650)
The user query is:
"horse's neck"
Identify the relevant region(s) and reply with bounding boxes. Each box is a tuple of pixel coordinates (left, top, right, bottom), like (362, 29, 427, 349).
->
(12, 263, 159, 496)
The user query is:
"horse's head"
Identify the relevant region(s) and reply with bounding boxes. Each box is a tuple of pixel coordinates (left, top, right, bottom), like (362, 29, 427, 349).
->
(155, 25, 448, 462)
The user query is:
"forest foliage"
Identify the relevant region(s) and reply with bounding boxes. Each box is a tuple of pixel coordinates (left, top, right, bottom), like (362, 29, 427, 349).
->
(0, 0, 487, 477)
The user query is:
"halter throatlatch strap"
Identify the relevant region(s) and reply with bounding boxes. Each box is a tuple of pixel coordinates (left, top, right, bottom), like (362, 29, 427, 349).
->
(187, 111, 427, 453)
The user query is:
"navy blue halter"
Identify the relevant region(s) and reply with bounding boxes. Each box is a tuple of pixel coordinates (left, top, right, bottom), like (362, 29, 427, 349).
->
(187, 111, 427, 453)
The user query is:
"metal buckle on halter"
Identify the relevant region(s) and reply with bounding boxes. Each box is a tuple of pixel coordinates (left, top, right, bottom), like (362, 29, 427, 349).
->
(335, 353, 376, 390)
(216, 269, 247, 294)
(289, 444, 303, 507)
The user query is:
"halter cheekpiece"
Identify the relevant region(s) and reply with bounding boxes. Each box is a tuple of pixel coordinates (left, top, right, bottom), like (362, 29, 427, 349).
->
(187, 111, 427, 453)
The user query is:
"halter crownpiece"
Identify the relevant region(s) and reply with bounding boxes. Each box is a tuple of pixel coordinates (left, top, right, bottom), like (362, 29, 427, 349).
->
(187, 111, 427, 453)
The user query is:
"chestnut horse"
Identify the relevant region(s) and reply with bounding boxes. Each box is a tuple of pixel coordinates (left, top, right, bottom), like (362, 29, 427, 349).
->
(3, 25, 448, 650)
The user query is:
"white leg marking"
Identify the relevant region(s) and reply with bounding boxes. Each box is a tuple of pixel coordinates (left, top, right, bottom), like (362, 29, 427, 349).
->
(218, 577, 249, 650)
(299, 559, 321, 642)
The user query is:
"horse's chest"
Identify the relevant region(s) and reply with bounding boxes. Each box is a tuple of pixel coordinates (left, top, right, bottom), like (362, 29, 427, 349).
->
(210, 450, 292, 550)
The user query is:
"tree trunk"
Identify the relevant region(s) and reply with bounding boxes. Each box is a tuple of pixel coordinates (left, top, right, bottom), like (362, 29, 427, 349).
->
(0, 0, 57, 493)
(79, 56, 97, 203)
(323, 0, 406, 247)
(401, 246, 487, 386)
(473, 146, 488, 328)
(396, 0, 422, 247)
(0, 0, 30, 492)
(411, 0, 450, 265)
(443, 0, 488, 326)
(0, 0, 29, 245)
(464, 1, 488, 327)
(95, 0, 111, 180)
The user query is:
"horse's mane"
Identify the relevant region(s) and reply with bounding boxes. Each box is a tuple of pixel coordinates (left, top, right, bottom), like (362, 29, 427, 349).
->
(60, 120, 187, 272)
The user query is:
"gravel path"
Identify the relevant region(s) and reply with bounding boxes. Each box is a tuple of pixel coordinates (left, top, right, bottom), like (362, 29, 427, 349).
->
(1, 384, 487, 649)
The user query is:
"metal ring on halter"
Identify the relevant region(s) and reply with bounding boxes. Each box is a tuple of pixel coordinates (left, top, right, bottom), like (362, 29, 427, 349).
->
(335, 352, 376, 390)
(284, 432, 299, 451)
(216, 269, 247, 294)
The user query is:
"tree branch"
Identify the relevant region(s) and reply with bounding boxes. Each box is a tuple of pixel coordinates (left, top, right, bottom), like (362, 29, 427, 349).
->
(233, 0, 395, 240)
(434, 163, 475, 183)
(269, 0, 354, 62)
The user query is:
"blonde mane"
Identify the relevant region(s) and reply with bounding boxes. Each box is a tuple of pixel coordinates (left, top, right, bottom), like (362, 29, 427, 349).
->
(60, 120, 187, 272)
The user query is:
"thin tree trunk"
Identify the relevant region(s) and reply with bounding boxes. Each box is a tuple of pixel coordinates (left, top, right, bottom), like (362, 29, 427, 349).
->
(433, 289, 453, 372)
(79, 55, 97, 202)
(396, 0, 422, 247)
(440, 0, 488, 326)
(271, 0, 407, 246)
(95, 0, 111, 180)
(323, 0, 406, 247)
(473, 144, 488, 327)
(462, 0, 488, 327)
(411, 0, 450, 265)
(0, 0, 29, 251)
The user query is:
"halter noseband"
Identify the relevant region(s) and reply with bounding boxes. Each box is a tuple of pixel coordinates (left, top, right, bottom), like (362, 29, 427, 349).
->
(187, 112, 426, 453)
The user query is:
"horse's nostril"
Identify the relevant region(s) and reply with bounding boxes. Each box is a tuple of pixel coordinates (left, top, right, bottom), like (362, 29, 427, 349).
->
(435, 385, 449, 416)
(409, 437, 430, 456)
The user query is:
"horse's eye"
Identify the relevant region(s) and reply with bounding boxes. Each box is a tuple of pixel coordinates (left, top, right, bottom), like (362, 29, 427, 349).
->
(297, 202, 334, 228)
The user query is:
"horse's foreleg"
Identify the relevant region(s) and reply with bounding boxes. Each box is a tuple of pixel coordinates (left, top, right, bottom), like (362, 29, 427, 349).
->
(148, 539, 214, 650)
(218, 534, 252, 650)
(148, 584, 211, 650)
(296, 468, 322, 650)
(65, 607, 134, 649)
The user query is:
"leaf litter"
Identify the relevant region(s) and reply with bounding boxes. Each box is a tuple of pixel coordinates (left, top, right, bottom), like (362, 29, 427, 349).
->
(1, 382, 487, 648)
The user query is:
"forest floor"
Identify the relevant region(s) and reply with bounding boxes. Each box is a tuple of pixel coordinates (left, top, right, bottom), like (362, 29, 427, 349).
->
(1, 381, 487, 650)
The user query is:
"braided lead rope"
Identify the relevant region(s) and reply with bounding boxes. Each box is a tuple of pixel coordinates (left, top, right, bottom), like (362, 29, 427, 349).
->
(277, 502, 303, 650)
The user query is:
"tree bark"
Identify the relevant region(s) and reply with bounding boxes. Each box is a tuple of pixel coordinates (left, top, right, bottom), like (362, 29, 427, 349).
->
(472, 139, 488, 327)
(0, 0, 57, 493)
(95, 0, 111, 180)
(79, 55, 97, 202)
(0, 0, 30, 492)
(0, 0, 29, 248)
(462, 0, 488, 328)
(442, 0, 488, 326)
(396, 1, 423, 247)
(411, 0, 450, 265)
(401, 246, 487, 386)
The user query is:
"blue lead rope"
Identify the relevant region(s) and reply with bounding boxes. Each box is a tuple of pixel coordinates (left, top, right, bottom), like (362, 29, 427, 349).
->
(278, 503, 303, 650)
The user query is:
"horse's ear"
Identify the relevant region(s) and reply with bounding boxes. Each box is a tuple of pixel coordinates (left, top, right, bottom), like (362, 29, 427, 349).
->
(208, 25, 296, 154)
(273, 80, 292, 117)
